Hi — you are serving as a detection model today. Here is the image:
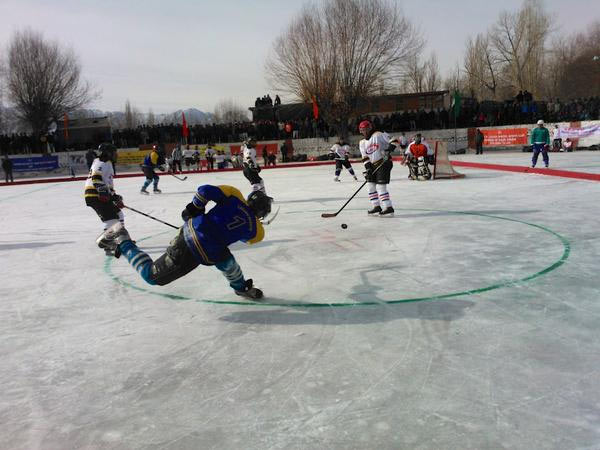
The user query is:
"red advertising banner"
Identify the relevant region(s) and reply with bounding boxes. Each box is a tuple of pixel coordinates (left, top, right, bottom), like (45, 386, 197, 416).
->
(482, 128, 528, 146)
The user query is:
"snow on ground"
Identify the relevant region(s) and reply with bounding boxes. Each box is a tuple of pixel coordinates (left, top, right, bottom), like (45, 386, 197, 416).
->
(1, 152, 599, 449)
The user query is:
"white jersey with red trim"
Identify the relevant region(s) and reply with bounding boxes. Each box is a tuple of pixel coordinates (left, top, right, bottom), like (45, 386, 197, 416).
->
(359, 131, 392, 164)
(330, 143, 351, 159)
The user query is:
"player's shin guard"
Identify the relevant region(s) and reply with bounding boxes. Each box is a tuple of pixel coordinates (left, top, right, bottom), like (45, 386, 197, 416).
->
(103, 218, 120, 231)
(142, 179, 152, 190)
(376, 184, 392, 209)
(215, 256, 245, 291)
(367, 182, 379, 206)
(119, 240, 157, 285)
(118, 210, 125, 225)
(335, 168, 341, 177)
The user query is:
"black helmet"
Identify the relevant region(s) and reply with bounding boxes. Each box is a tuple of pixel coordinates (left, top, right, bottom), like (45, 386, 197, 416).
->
(247, 191, 273, 219)
(98, 143, 117, 161)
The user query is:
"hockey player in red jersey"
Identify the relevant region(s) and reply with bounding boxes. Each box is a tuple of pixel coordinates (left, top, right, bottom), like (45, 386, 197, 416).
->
(358, 120, 395, 216)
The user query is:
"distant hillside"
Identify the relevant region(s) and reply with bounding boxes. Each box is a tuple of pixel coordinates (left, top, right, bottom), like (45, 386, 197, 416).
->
(0, 106, 215, 134)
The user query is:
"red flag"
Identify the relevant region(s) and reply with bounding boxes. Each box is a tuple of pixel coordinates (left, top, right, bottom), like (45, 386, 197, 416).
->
(312, 96, 319, 120)
(63, 113, 69, 140)
(182, 112, 189, 138)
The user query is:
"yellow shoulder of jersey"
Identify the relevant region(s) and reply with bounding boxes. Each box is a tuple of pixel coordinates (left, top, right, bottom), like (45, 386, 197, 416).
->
(218, 185, 265, 244)
(218, 185, 245, 202)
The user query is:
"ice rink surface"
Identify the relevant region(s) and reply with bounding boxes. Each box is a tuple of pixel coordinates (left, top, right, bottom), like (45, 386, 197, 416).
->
(1, 152, 599, 449)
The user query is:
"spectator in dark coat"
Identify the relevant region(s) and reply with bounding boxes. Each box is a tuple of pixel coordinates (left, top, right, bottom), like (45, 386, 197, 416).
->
(475, 129, 485, 155)
(2, 156, 14, 183)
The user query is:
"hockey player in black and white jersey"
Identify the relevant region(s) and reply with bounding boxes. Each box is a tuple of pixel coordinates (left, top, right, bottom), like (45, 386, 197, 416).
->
(330, 139, 358, 182)
(84, 143, 125, 254)
(358, 120, 395, 216)
(241, 137, 266, 194)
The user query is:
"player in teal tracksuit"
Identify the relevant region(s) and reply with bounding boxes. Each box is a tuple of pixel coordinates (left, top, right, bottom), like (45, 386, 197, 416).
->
(97, 185, 273, 299)
(530, 120, 551, 168)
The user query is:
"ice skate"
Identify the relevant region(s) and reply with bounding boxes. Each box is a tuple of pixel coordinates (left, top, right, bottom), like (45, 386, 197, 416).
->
(353, 175, 358, 181)
(153, 188, 162, 194)
(234, 279, 263, 300)
(140, 187, 149, 195)
(333, 176, 340, 182)
(96, 222, 131, 252)
(367, 205, 382, 215)
(379, 206, 395, 217)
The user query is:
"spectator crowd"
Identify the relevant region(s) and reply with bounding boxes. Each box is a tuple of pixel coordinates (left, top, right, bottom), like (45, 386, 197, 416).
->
(1, 96, 599, 155)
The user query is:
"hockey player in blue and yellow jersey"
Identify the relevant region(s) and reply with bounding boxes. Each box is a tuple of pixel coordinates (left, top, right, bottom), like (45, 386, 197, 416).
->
(97, 185, 273, 299)
(141, 145, 166, 194)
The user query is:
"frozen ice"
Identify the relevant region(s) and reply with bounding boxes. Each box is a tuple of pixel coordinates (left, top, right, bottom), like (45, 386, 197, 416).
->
(1, 151, 599, 449)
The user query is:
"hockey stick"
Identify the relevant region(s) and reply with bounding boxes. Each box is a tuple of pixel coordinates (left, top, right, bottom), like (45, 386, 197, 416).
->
(261, 206, 280, 225)
(321, 160, 386, 218)
(123, 205, 179, 229)
(170, 172, 188, 181)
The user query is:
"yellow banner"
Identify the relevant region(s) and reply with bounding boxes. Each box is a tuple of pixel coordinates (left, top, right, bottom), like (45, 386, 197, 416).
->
(117, 150, 147, 165)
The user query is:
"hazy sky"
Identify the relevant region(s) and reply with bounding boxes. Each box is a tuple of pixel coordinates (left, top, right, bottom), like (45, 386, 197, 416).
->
(1, 0, 598, 114)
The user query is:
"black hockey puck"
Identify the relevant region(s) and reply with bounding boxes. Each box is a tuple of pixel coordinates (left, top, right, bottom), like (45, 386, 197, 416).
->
(341, 223, 348, 229)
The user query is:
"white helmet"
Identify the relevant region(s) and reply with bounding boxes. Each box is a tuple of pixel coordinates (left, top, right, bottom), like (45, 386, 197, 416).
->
(537, 119, 544, 125)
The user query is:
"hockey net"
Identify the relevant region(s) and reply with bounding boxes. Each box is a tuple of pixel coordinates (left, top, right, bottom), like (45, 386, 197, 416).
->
(432, 141, 465, 179)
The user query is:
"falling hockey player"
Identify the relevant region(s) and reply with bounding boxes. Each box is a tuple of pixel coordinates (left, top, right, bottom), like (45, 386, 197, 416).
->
(141, 144, 166, 194)
(404, 133, 432, 180)
(330, 138, 358, 182)
(97, 184, 273, 299)
(241, 138, 267, 194)
(84, 143, 125, 255)
(358, 120, 395, 216)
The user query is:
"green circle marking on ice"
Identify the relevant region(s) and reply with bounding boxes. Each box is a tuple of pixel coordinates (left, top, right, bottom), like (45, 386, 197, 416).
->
(104, 209, 570, 307)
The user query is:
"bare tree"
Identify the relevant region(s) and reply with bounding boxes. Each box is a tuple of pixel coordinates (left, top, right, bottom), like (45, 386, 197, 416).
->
(6, 29, 96, 138)
(124, 99, 139, 129)
(423, 53, 441, 92)
(266, 0, 424, 136)
(404, 55, 425, 93)
(214, 99, 249, 123)
(554, 21, 600, 99)
(490, 0, 552, 96)
(147, 108, 155, 126)
(463, 33, 500, 100)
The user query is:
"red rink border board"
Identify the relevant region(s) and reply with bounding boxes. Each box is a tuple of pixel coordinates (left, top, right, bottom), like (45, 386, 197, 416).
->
(450, 160, 600, 182)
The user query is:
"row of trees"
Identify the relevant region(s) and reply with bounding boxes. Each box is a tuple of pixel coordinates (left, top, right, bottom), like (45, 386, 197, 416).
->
(266, 0, 599, 136)
(0, 0, 597, 142)
(0, 29, 248, 138)
(462, 0, 599, 101)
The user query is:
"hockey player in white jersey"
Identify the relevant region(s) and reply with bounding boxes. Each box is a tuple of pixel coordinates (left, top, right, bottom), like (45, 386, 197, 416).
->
(84, 143, 125, 254)
(330, 139, 358, 182)
(358, 120, 395, 216)
(241, 137, 266, 193)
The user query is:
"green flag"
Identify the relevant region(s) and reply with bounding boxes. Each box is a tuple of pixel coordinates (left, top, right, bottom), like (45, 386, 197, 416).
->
(451, 90, 462, 118)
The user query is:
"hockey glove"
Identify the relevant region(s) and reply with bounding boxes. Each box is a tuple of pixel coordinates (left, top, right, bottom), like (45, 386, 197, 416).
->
(112, 194, 124, 209)
(181, 202, 205, 221)
(97, 185, 111, 202)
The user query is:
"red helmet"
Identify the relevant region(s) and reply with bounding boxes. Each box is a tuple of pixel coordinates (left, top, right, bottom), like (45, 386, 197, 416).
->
(358, 120, 372, 131)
